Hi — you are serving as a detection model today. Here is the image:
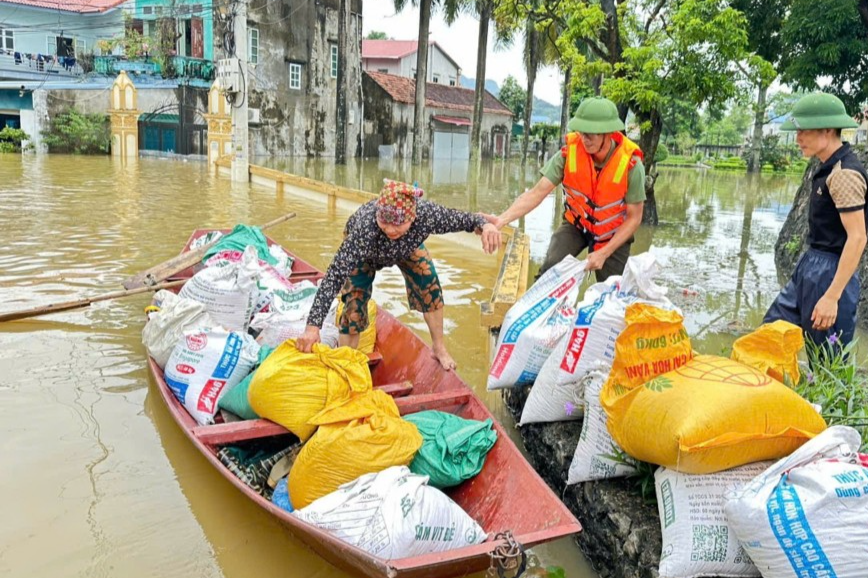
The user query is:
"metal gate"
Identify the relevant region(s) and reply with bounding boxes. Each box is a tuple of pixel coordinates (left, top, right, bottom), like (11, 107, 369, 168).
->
(433, 130, 470, 159)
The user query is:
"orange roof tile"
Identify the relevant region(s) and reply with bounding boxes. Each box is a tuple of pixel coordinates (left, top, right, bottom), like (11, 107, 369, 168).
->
(365, 71, 512, 117)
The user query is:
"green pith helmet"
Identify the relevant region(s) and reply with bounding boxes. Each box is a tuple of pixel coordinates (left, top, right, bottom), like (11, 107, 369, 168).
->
(780, 92, 859, 131)
(567, 97, 625, 134)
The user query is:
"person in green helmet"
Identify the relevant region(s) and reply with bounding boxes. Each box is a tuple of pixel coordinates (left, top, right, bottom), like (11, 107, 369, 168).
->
(764, 92, 867, 349)
(484, 97, 646, 281)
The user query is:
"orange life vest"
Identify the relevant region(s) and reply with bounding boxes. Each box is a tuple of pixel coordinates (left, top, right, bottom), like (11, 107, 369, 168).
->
(561, 131, 643, 250)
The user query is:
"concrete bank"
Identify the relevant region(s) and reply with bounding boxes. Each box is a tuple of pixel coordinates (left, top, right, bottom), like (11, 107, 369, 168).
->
(503, 386, 664, 578)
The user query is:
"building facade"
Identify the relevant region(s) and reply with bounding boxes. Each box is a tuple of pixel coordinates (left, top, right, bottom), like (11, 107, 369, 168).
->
(363, 70, 511, 159)
(241, 0, 363, 158)
(362, 39, 460, 86)
(0, 0, 129, 84)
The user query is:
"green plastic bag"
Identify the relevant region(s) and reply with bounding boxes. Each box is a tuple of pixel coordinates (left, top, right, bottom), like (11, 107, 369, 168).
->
(203, 224, 276, 266)
(218, 346, 274, 420)
(404, 410, 497, 488)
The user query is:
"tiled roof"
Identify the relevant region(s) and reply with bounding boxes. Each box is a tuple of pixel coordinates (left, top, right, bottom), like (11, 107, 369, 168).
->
(0, 0, 127, 13)
(362, 39, 462, 71)
(361, 40, 420, 60)
(365, 71, 512, 117)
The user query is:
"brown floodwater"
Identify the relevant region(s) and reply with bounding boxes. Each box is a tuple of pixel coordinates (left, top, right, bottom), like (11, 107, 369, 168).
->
(0, 154, 856, 578)
(0, 154, 591, 578)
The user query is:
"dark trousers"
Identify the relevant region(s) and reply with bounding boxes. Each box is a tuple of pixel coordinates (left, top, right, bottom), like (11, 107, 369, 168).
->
(764, 248, 860, 349)
(537, 221, 632, 282)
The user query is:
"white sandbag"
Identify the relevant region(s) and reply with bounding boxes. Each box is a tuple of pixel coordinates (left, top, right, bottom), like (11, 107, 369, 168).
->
(656, 463, 771, 578)
(567, 370, 637, 483)
(487, 255, 584, 390)
(724, 426, 868, 578)
(164, 327, 260, 425)
(294, 466, 486, 559)
(253, 294, 339, 349)
(523, 253, 673, 425)
(204, 247, 296, 313)
(142, 290, 217, 369)
(179, 246, 261, 331)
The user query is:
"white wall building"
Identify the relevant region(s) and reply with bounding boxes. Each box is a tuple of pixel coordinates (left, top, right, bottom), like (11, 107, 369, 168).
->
(361, 39, 460, 86)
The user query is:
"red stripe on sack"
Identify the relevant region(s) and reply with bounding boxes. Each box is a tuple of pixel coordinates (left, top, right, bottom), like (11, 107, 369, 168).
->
(490, 344, 515, 379)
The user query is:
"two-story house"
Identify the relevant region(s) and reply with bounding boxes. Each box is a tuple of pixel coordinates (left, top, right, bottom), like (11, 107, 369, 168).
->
(361, 39, 460, 86)
(242, 0, 363, 158)
(0, 0, 129, 82)
(360, 39, 511, 159)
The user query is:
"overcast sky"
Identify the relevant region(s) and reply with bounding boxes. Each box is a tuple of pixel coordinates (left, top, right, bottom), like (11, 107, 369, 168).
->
(361, 4, 564, 106)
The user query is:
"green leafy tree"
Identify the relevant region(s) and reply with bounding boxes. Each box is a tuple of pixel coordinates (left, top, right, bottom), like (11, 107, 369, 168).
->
(731, 0, 787, 173)
(495, 0, 751, 224)
(366, 30, 389, 39)
(41, 109, 111, 154)
(531, 121, 560, 156)
(498, 75, 527, 119)
(780, 0, 868, 112)
(673, 132, 695, 156)
(0, 126, 32, 153)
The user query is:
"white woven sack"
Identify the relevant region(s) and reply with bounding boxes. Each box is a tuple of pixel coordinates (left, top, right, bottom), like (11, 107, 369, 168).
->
(295, 466, 487, 559)
(656, 463, 770, 578)
(566, 369, 637, 483)
(487, 255, 584, 390)
(179, 246, 260, 331)
(724, 426, 868, 578)
(142, 290, 216, 369)
(164, 327, 260, 425)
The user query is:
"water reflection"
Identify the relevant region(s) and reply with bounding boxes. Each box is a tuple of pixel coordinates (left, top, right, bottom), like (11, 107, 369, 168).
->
(1, 153, 861, 578)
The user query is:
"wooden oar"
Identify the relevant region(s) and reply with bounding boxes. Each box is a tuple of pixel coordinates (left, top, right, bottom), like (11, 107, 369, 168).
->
(121, 211, 297, 290)
(0, 279, 187, 323)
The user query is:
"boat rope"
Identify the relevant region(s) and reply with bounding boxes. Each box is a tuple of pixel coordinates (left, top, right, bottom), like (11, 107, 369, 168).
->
(486, 530, 527, 578)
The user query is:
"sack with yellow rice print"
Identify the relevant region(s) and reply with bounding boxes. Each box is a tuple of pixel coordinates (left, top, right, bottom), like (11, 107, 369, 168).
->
(601, 305, 826, 474)
(288, 389, 423, 509)
(334, 298, 377, 354)
(730, 320, 804, 385)
(248, 340, 372, 442)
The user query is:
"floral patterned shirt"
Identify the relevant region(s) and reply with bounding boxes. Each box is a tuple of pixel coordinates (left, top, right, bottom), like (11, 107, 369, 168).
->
(307, 199, 487, 328)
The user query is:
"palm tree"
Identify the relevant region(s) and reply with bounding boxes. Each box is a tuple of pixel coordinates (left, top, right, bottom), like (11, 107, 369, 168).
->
(520, 13, 559, 164)
(470, 0, 494, 160)
(393, 0, 462, 164)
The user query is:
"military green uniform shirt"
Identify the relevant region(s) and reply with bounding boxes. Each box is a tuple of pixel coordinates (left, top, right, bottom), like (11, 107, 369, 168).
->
(540, 142, 647, 204)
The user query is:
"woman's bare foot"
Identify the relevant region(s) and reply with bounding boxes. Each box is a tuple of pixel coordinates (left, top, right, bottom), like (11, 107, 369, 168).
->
(432, 345, 457, 371)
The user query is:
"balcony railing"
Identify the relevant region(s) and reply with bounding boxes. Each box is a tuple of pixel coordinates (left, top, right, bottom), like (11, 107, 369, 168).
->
(0, 49, 84, 80)
(93, 55, 214, 82)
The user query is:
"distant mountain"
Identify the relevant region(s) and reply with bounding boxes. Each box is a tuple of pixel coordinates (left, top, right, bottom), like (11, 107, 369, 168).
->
(460, 75, 561, 125)
(459, 76, 501, 97)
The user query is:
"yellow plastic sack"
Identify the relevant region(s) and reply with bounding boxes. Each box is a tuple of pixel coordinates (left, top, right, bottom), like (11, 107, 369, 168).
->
(248, 340, 372, 442)
(605, 354, 827, 474)
(600, 303, 694, 404)
(288, 390, 423, 509)
(731, 320, 804, 385)
(335, 299, 377, 354)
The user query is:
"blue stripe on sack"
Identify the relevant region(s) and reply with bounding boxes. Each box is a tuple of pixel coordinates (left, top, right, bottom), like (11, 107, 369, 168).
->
(213, 333, 242, 380)
(165, 375, 189, 404)
(766, 476, 837, 578)
(502, 297, 556, 344)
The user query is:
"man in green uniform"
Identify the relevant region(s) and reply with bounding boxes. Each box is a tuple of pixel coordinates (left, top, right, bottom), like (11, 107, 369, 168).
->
(485, 97, 646, 281)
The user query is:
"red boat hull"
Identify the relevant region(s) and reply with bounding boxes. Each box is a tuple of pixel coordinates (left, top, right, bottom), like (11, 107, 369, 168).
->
(147, 229, 581, 578)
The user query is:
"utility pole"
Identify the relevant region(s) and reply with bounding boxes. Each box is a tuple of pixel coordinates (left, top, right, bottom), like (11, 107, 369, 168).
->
(335, 0, 348, 164)
(230, 0, 249, 182)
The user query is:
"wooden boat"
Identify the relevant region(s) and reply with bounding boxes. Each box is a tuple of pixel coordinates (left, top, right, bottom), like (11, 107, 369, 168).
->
(147, 228, 581, 578)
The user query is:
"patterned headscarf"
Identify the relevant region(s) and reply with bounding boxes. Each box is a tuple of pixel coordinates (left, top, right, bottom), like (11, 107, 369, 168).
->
(376, 179, 424, 225)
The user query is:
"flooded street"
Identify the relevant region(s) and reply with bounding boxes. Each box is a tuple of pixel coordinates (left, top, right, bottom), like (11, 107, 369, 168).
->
(0, 154, 845, 578)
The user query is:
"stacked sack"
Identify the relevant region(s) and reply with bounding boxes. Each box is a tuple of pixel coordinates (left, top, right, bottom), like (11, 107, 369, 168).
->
(488, 250, 854, 578)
